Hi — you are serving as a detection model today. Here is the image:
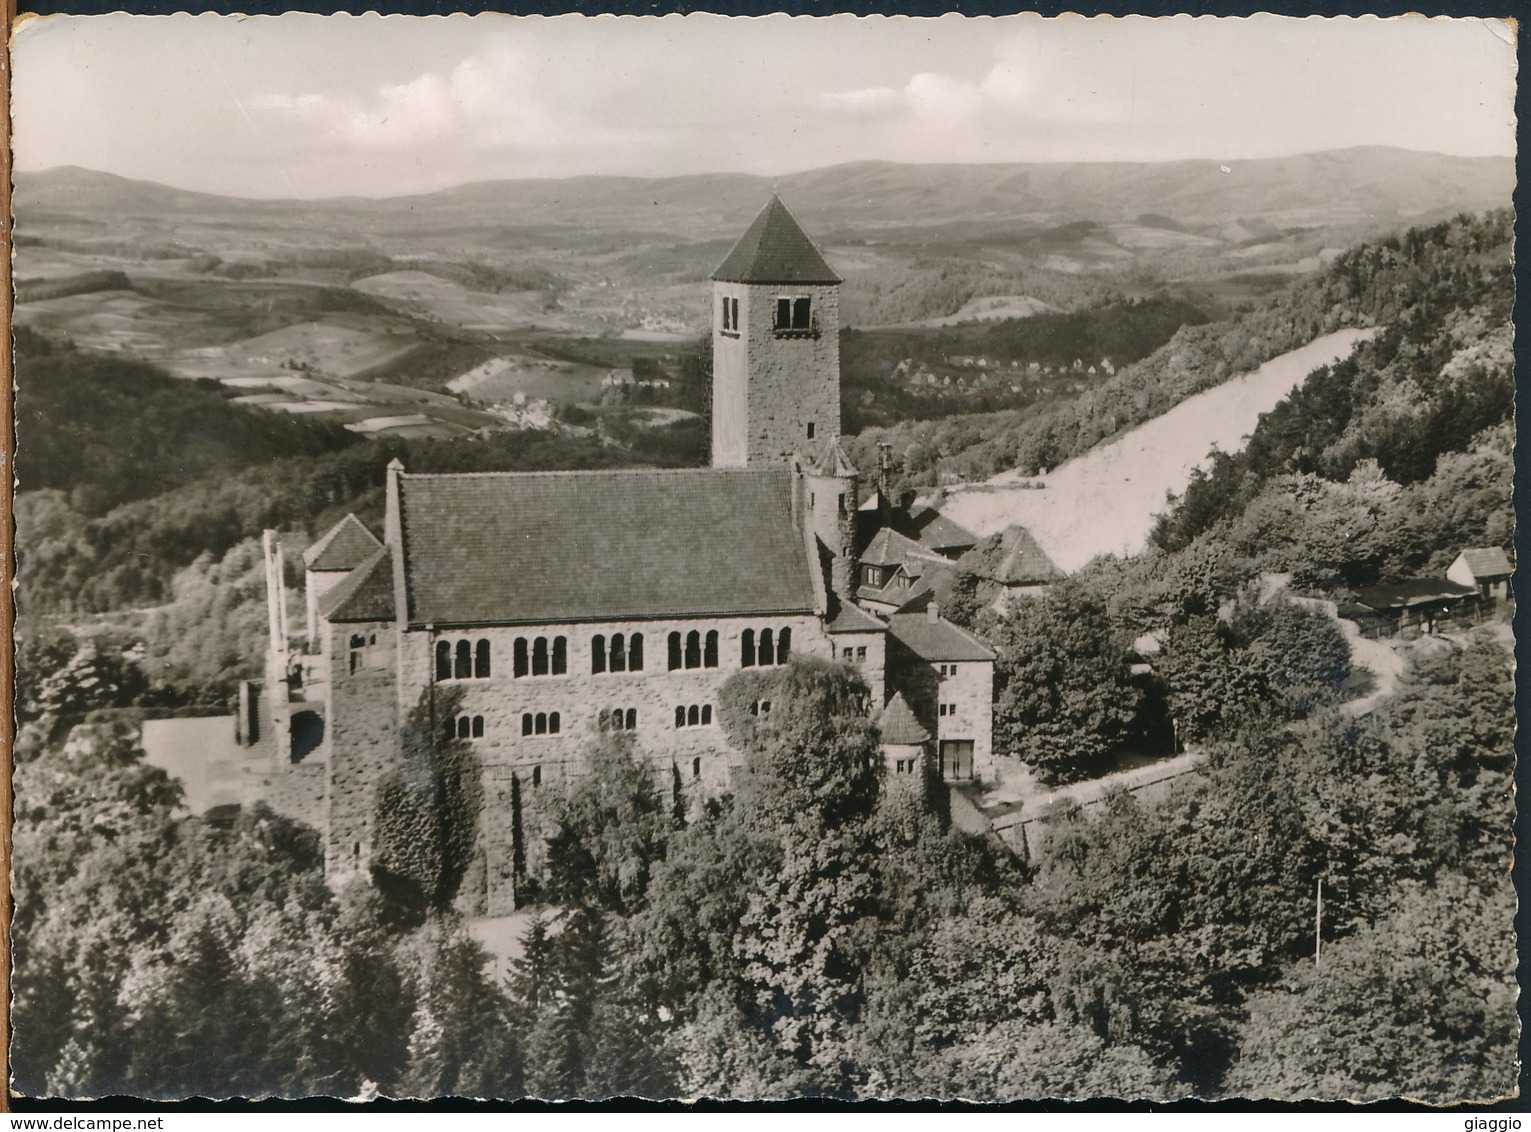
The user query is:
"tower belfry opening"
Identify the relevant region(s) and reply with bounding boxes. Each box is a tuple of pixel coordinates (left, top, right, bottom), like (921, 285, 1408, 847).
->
(709, 195, 843, 469)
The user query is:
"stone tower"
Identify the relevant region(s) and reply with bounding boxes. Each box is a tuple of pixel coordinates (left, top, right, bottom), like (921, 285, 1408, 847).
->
(711, 195, 842, 468)
(802, 439, 861, 598)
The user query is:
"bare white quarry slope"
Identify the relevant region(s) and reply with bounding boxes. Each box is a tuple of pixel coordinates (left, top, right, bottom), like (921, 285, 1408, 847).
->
(937, 327, 1380, 573)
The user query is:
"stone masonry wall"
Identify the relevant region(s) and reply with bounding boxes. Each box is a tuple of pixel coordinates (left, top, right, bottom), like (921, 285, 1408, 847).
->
(323, 618, 401, 877)
(739, 282, 841, 467)
(886, 639, 995, 783)
(712, 284, 750, 467)
(830, 629, 887, 707)
(938, 660, 995, 782)
(400, 613, 834, 793)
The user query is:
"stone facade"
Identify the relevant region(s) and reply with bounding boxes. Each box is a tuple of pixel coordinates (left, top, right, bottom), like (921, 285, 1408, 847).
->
(399, 613, 829, 795)
(320, 617, 400, 878)
(256, 196, 1006, 904)
(934, 658, 995, 783)
(712, 281, 841, 469)
(828, 627, 887, 706)
(885, 621, 995, 784)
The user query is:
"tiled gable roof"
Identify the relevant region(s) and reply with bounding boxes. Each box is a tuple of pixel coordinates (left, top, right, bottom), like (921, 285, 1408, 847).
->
(861, 527, 928, 570)
(825, 598, 886, 634)
(712, 196, 842, 285)
(1457, 547, 1512, 579)
(321, 546, 396, 623)
(397, 468, 818, 626)
(877, 692, 930, 746)
(304, 513, 382, 571)
(905, 506, 978, 553)
(887, 611, 996, 662)
(962, 525, 1063, 586)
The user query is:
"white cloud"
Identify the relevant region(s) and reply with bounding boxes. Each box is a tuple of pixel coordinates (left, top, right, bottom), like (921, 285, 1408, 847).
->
(816, 86, 903, 116)
(904, 71, 986, 123)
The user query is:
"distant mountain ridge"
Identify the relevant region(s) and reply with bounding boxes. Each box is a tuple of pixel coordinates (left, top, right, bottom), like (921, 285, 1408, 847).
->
(16, 147, 1513, 241)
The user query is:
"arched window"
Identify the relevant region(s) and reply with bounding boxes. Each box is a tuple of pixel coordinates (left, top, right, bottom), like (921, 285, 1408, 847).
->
(475, 639, 491, 679)
(629, 633, 643, 671)
(549, 712, 561, 734)
(624, 708, 637, 730)
(704, 630, 719, 668)
(758, 628, 775, 667)
(552, 637, 567, 675)
(741, 629, 755, 667)
(610, 633, 626, 673)
(535, 712, 548, 735)
(668, 632, 682, 671)
(455, 640, 472, 679)
(514, 639, 529, 678)
(532, 638, 549, 677)
(472, 716, 484, 738)
(701, 704, 713, 725)
(457, 716, 472, 739)
(692, 756, 701, 779)
(444, 719, 456, 741)
(591, 634, 607, 674)
(685, 631, 701, 669)
(436, 640, 452, 681)
(522, 713, 533, 736)
(675, 705, 686, 728)
(687, 704, 700, 727)
(532, 765, 541, 788)
(776, 627, 791, 662)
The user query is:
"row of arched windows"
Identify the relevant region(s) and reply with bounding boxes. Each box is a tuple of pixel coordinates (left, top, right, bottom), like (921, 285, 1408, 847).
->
(741, 627, 791, 668)
(436, 638, 490, 681)
(667, 630, 720, 671)
(513, 636, 567, 678)
(675, 704, 713, 729)
(592, 633, 644, 674)
(438, 627, 792, 681)
(444, 714, 485, 740)
(521, 712, 562, 736)
(599, 708, 638, 732)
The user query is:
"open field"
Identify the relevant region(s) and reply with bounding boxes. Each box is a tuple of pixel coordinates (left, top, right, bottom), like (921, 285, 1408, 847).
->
(11, 152, 1510, 450)
(940, 327, 1381, 571)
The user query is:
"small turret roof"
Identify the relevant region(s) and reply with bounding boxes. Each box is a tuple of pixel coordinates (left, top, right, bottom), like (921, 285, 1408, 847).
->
(320, 546, 396, 623)
(878, 693, 930, 746)
(712, 196, 842, 285)
(303, 513, 382, 572)
(805, 438, 859, 479)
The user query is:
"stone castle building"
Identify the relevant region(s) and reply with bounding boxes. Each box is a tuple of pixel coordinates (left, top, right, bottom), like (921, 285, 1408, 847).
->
(257, 197, 997, 910)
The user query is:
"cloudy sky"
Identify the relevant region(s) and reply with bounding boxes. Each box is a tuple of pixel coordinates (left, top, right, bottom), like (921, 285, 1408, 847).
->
(12, 13, 1517, 199)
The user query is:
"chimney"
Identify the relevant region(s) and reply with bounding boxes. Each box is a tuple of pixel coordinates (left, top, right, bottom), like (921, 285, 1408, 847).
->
(877, 442, 893, 528)
(927, 600, 940, 623)
(262, 529, 286, 657)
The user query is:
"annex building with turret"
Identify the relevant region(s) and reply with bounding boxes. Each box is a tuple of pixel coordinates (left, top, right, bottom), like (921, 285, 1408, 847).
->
(251, 197, 998, 911)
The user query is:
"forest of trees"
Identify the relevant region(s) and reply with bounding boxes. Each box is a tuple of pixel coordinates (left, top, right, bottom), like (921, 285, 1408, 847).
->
(11, 209, 1515, 1101)
(11, 638, 1515, 1099)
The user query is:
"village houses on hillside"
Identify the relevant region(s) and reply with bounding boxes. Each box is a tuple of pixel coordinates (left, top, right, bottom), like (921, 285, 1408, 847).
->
(245, 197, 999, 911)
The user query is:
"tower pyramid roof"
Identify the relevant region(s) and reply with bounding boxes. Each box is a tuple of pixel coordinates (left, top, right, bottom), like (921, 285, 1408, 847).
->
(877, 692, 930, 746)
(712, 195, 842, 285)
